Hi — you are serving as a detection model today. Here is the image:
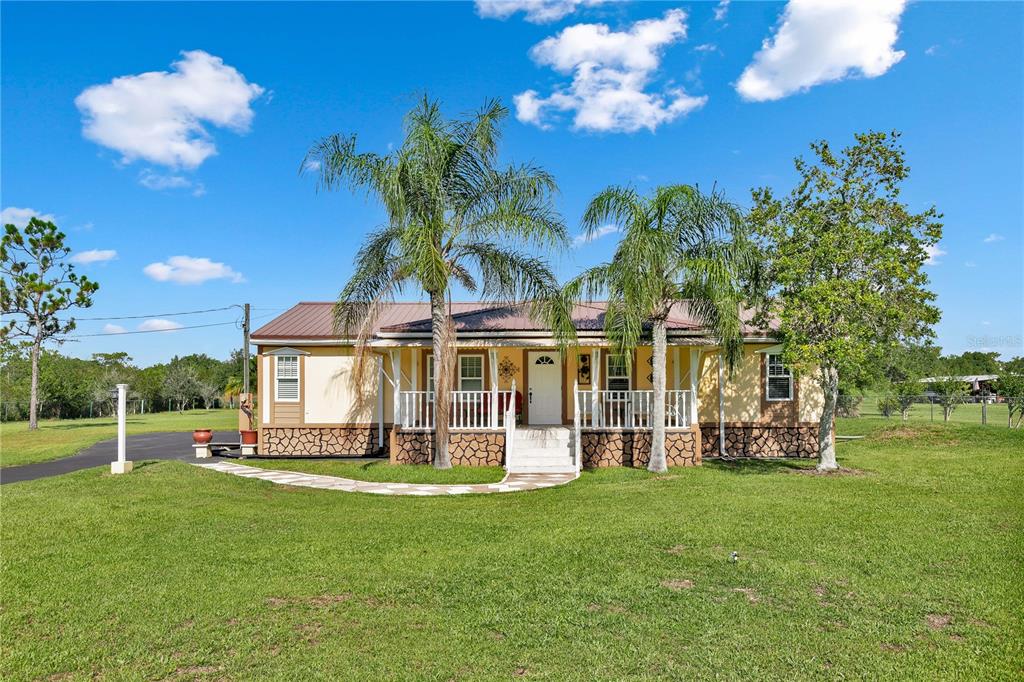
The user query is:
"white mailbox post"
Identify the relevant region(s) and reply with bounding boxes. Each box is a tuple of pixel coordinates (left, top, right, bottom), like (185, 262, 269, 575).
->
(110, 383, 133, 474)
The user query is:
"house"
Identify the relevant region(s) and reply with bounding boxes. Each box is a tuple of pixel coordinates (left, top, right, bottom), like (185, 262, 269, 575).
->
(250, 301, 826, 470)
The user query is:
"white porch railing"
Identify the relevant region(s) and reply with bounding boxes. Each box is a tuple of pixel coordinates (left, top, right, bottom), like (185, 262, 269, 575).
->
(574, 389, 693, 429)
(399, 389, 514, 430)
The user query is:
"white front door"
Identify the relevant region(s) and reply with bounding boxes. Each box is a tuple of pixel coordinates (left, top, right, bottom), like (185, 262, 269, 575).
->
(527, 351, 562, 425)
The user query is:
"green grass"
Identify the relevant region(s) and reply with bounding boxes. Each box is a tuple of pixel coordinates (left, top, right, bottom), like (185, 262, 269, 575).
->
(0, 409, 238, 467)
(2, 422, 1021, 680)
(240, 457, 506, 484)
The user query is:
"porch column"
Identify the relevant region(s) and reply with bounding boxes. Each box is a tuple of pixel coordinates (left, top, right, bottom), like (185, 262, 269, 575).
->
(488, 348, 499, 429)
(689, 349, 700, 426)
(390, 349, 401, 427)
(377, 356, 385, 450)
(591, 348, 601, 427)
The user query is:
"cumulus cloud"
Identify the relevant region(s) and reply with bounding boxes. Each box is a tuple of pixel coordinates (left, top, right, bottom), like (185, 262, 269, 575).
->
(515, 9, 706, 133)
(475, 0, 604, 23)
(736, 0, 907, 102)
(924, 244, 945, 265)
(71, 249, 118, 264)
(983, 233, 1004, 243)
(1, 207, 56, 227)
(75, 50, 264, 169)
(138, 319, 184, 332)
(103, 324, 127, 334)
(573, 223, 619, 246)
(144, 255, 245, 285)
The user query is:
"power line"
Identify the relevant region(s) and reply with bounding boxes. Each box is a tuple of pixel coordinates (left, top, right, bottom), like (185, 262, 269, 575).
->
(62, 320, 239, 338)
(68, 305, 238, 321)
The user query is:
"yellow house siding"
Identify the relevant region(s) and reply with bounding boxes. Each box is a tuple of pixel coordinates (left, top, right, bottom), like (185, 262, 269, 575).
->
(798, 371, 825, 423)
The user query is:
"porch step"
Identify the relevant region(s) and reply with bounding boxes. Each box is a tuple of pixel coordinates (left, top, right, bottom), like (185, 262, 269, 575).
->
(507, 427, 575, 473)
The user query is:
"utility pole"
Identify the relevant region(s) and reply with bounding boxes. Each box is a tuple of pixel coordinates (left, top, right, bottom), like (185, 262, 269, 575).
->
(242, 303, 251, 395)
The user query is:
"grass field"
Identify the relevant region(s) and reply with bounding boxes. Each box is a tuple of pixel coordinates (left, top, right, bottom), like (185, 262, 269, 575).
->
(853, 394, 1016, 427)
(0, 409, 238, 467)
(2, 421, 1021, 680)
(241, 457, 506, 484)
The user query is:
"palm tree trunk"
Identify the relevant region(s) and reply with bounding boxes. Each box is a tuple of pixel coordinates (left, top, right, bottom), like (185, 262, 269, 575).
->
(431, 292, 452, 469)
(649, 318, 668, 472)
(28, 337, 41, 431)
(817, 365, 839, 470)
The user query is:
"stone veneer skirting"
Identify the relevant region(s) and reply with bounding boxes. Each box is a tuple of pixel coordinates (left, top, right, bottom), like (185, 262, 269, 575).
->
(391, 430, 505, 467)
(261, 427, 382, 456)
(581, 428, 700, 468)
(700, 424, 819, 458)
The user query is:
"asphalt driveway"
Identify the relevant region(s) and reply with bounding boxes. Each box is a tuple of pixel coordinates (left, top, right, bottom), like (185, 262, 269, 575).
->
(1, 432, 230, 485)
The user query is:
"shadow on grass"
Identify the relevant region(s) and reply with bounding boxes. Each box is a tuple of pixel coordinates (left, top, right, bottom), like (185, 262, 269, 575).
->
(703, 458, 815, 476)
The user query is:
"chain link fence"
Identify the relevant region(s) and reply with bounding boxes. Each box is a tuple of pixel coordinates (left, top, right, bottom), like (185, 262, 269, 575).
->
(0, 397, 236, 423)
(839, 393, 1024, 428)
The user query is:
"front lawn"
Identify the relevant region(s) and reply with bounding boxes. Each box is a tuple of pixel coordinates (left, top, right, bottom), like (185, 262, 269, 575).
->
(2, 422, 1020, 679)
(0, 409, 239, 467)
(240, 457, 506, 484)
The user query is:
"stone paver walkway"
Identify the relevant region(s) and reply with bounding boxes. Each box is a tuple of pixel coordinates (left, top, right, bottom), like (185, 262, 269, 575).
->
(194, 461, 577, 495)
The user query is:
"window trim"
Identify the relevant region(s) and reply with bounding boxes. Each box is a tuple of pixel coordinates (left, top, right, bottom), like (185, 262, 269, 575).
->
(605, 353, 631, 391)
(275, 355, 300, 403)
(458, 354, 485, 392)
(765, 353, 793, 402)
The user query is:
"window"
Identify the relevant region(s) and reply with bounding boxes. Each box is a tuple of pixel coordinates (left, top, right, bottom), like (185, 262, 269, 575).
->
(606, 354, 630, 391)
(766, 354, 792, 401)
(459, 355, 484, 391)
(275, 355, 299, 402)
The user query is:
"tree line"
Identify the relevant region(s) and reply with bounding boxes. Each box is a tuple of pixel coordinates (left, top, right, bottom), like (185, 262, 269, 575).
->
(0, 344, 251, 422)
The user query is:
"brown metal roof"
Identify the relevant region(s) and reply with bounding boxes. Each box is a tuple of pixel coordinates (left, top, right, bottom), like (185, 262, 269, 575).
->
(252, 301, 773, 342)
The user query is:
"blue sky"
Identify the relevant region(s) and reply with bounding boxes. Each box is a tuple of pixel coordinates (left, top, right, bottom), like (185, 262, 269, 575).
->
(2, 1, 1021, 366)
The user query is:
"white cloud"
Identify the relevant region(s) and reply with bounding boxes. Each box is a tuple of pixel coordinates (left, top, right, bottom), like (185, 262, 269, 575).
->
(515, 9, 707, 133)
(983, 233, 1004, 243)
(137, 169, 207, 196)
(103, 324, 127, 334)
(138, 319, 184, 332)
(71, 249, 118, 264)
(694, 43, 718, 53)
(1, 207, 56, 228)
(573, 223, 619, 246)
(475, 0, 604, 23)
(75, 50, 264, 169)
(302, 159, 321, 173)
(144, 255, 245, 285)
(713, 0, 730, 22)
(736, 0, 907, 102)
(924, 244, 945, 265)
(964, 261, 976, 268)
(924, 44, 940, 56)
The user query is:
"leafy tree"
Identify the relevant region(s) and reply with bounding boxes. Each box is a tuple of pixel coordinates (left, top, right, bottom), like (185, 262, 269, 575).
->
(306, 96, 566, 468)
(749, 131, 941, 470)
(1, 218, 99, 429)
(1003, 356, 1024, 375)
(882, 343, 942, 385)
(994, 373, 1024, 428)
(564, 185, 751, 472)
(929, 377, 968, 422)
(163, 363, 199, 412)
(939, 351, 1001, 377)
(892, 380, 920, 421)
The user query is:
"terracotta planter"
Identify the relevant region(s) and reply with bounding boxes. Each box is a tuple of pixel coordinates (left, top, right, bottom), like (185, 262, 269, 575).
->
(192, 429, 213, 445)
(240, 429, 258, 445)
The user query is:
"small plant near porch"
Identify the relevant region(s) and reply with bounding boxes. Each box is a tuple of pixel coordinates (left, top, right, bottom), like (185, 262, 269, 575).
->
(563, 185, 754, 472)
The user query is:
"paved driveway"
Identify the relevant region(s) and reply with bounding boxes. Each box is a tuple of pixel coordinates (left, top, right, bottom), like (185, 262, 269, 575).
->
(2, 432, 209, 485)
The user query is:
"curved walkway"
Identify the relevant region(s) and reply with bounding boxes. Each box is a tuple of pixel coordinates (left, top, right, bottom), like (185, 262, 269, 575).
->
(194, 460, 577, 496)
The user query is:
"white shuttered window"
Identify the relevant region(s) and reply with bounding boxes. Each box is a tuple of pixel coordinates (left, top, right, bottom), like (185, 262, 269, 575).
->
(766, 354, 792, 401)
(275, 355, 300, 401)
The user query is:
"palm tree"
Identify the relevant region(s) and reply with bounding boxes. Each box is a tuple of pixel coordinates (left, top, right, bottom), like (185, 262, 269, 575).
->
(305, 97, 567, 468)
(565, 185, 753, 473)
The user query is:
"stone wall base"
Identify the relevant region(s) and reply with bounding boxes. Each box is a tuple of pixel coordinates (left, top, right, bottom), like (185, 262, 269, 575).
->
(260, 426, 383, 456)
(581, 429, 700, 468)
(700, 424, 818, 458)
(392, 430, 505, 466)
